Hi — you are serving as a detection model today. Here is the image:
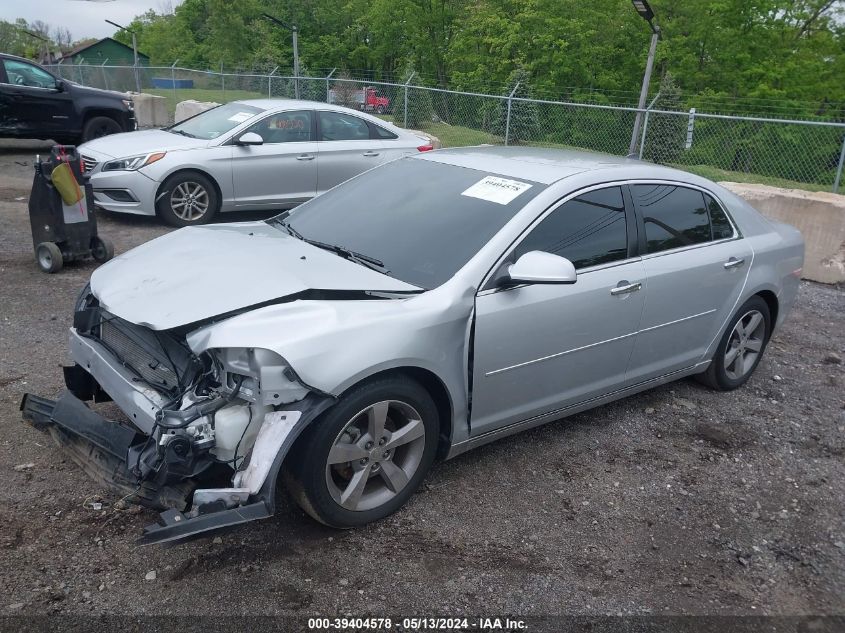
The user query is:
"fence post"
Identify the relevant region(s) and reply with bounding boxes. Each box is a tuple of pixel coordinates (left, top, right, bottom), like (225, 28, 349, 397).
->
(100, 59, 109, 90)
(403, 71, 416, 128)
(325, 68, 336, 103)
(221, 61, 225, 97)
(638, 92, 661, 160)
(504, 82, 520, 146)
(76, 58, 84, 85)
(268, 66, 279, 98)
(170, 60, 179, 104)
(834, 133, 845, 194)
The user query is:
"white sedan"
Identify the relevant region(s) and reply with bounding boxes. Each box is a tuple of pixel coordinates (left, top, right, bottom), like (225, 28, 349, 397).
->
(78, 99, 434, 226)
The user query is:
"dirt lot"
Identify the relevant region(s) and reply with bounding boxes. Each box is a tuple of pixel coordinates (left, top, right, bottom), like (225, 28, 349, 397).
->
(0, 141, 843, 621)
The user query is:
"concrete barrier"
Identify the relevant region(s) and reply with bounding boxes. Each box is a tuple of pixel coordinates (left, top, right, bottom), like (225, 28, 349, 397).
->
(131, 93, 169, 128)
(175, 100, 221, 123)
(407, 130, 442, 149)
(720, 182, 845, 284)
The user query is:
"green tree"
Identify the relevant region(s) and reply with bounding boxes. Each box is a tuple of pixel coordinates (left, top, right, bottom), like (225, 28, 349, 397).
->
(392, 64, 433, 128)
(496, 67, 540, 144)
(642, 72, 685, 163)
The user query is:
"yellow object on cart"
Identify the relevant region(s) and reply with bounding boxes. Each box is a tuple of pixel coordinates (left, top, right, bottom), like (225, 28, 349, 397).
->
(51, 161, 84, 206)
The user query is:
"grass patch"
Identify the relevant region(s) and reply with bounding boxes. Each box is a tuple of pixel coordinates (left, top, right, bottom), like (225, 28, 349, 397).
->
(420, 121, 500, 147)
(674, 164, 835, 192)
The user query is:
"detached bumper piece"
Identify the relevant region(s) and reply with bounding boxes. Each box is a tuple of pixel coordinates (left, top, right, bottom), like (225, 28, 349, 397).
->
(21, 390, 275, 546)
(138, 502, 272, 546)
(20, 390, 192, 511)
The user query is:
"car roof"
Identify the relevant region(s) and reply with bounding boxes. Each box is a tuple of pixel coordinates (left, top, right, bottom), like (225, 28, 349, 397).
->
(416, 146, 699, 186)
(233, 99, 401, 128)
(1, 52, 38, 64)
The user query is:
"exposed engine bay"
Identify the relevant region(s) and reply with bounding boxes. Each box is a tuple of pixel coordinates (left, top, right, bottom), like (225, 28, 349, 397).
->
(22, 286, 332, 544)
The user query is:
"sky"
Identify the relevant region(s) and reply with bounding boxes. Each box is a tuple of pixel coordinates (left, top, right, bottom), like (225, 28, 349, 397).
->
(1, 0, 184, 40)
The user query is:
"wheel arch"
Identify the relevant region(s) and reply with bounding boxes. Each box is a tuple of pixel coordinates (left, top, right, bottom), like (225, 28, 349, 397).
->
(361, 366, 454, 461)
(154, 167, 223, 213)
(80, 109, 122, 130)
(259, 364, 455, 514)
(754, 289, 779, 332)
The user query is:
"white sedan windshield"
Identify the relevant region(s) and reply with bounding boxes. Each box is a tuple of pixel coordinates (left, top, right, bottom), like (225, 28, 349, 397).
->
(168, 103, 262, 140)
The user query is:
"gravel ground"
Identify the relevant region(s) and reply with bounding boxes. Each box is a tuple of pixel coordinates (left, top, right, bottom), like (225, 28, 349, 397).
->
(0, 142, 843, 620)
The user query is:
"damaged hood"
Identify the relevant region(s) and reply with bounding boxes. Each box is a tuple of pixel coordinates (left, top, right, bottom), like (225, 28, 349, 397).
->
(90, 222, 420, 330)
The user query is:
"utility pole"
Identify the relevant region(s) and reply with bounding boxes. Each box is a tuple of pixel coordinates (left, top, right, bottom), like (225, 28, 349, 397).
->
(105, 19, 141, 93)
(262, 13, 300, 99)
(628, 1, 660, 157)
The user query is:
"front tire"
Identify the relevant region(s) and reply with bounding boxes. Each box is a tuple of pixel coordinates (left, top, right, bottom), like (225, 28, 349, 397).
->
(82, 116, 122, 143)
(697, 296, 771, 391)
(285, 375, 439, 528)
(156, 171, 219, 227)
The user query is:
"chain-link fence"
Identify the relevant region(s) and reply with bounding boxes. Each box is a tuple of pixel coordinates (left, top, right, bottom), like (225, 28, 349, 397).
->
(47, 63, 845, 193)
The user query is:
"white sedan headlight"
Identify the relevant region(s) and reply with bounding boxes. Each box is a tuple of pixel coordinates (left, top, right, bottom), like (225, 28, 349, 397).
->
(102, 151, 166, 172)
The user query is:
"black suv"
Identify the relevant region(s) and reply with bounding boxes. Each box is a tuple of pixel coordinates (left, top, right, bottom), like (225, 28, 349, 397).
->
(0, 53, 135, 144)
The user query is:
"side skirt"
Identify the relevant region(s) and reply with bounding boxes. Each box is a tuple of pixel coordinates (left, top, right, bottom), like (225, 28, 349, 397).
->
(446, 361, 710, 459)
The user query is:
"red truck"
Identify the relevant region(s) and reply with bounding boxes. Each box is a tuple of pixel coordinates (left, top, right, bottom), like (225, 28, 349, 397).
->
(328, 86, 390, 114)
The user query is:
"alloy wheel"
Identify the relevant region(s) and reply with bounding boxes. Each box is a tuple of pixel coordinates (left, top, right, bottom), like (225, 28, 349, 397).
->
(325, 400, 426, 512)
(724, 309, 766, 380)
(170, 181, 210, 221)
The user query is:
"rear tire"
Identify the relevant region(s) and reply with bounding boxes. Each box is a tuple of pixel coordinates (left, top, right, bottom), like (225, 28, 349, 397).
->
(82, 116, 122, 143)
(156, 171, 220, 227)
(696, 296, 771, 391)
(284, 375, 439, 528)
(35, 242, 63, 273)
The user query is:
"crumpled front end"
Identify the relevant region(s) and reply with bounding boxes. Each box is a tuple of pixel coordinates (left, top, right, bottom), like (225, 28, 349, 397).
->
(21, 286, 333, 545)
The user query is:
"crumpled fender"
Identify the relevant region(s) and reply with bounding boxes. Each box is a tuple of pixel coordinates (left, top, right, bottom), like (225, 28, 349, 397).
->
(139, 393, 335, 545)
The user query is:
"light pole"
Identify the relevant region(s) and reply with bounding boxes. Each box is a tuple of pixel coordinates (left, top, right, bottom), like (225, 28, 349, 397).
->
(262, 13, 300, 99)
(628, 0, 660, 157)
(105, 19, 140, 93)
(22, 29, 50, 64)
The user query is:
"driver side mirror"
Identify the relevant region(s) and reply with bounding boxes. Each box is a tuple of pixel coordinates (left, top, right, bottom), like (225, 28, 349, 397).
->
(506, 251, 577, 285)
(236, 132, 264, 146)
(54, 79, 65, 92)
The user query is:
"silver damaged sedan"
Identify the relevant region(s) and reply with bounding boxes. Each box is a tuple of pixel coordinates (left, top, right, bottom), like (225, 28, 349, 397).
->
(22, 147, 804, 544)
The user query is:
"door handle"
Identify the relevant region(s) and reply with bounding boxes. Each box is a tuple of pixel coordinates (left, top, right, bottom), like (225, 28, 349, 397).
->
(610, 282, 642, 296)
(363, 151, 380, 157)
(723, 257, 745, 269)
(296, 154, 315, 161)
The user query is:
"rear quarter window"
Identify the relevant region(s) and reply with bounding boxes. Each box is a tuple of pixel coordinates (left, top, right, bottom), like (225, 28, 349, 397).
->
(370, 122, 398, 139)
(704, 194, 735, 240)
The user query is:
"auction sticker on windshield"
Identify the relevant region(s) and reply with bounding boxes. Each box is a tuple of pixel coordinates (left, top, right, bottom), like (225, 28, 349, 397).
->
(228, 112, 255, 123)
(461, 176, 532, 205)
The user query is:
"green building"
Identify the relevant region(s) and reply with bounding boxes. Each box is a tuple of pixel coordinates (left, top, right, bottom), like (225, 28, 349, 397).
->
(59, 37, 149, 66)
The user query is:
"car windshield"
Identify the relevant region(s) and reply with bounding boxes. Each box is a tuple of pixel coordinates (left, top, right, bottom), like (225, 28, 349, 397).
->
(268, 158, 546, 289)
(168, 103, 262, 140)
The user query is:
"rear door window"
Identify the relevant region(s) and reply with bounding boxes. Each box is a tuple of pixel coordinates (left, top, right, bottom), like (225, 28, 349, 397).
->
(632, 184, 712, 254)
(318, 111, 371, 141)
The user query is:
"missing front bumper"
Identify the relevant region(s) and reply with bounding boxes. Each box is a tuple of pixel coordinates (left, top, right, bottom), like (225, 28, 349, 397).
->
(20, 390, 192, 514)
(21, 389, 334, 545)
